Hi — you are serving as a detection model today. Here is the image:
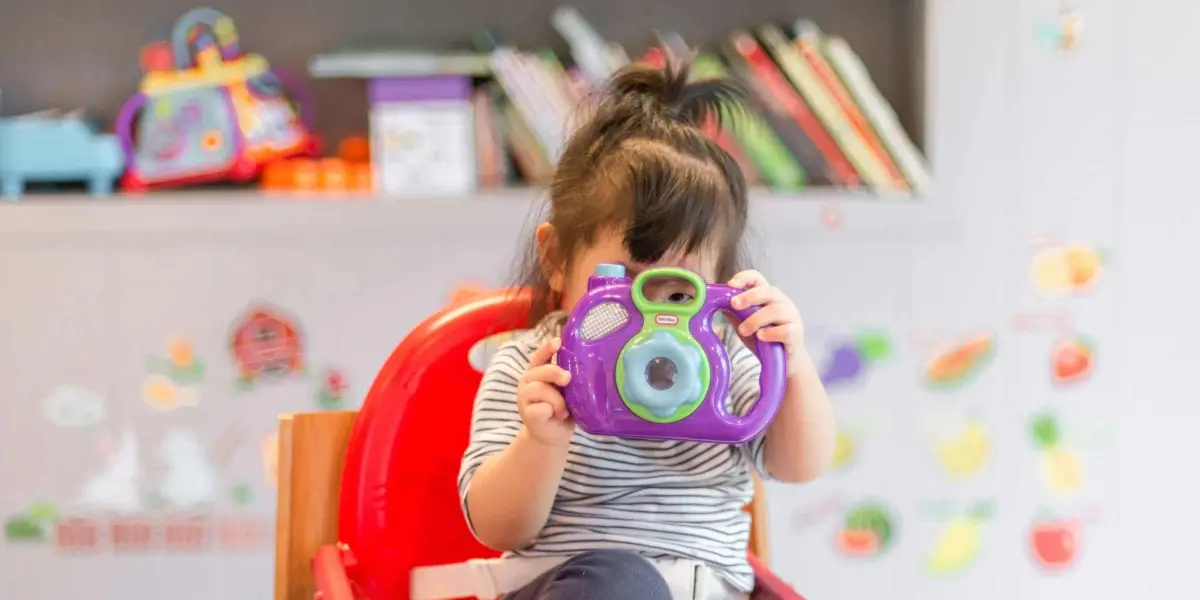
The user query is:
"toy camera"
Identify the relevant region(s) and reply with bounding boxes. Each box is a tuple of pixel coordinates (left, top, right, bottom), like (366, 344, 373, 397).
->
(557, 264, 787, 444)
(115, 8, 316, 190)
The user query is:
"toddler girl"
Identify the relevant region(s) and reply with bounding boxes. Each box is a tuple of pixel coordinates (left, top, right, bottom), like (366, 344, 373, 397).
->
(458, 59, 836, 600)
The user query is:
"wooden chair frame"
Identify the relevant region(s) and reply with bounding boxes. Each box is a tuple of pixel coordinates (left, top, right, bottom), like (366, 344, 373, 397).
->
(273, 410, 772, 600)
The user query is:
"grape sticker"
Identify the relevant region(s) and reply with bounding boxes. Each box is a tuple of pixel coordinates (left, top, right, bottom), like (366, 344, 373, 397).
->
(835, 501, 897, 558)
(1051, 335, 1095, 385)
(42, 385, 107, 428)
(925, 500, 995, 576)
(819, 329, 892, 387)
(923, 332, 996, 389)
(4, 501, 59, 543)
(1030, 413, 1083, 497)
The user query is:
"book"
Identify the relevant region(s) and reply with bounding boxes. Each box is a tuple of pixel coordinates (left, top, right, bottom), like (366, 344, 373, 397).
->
(691, 53, 806, 189)
(791, 20, 908, 193)
(758, 25, 904, 194)
(823, 35, 932, 194)
(472, 86, 508, 188)
(309, 50, 492, 78)
(723, 30, 852, 187)
(639, 46, 763, 186)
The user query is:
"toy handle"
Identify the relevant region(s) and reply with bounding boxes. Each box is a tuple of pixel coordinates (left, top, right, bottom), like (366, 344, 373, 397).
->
(171, 8, 241, 70)
(702, 286, 788, 438)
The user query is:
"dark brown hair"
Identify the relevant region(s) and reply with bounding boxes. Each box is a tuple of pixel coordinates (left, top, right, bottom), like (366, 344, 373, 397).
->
(513, 58, 752, 325)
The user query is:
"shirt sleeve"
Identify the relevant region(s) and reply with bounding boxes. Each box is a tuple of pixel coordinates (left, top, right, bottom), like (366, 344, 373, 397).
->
(722, 327, 774, 481)
(456, 339, 533, 533)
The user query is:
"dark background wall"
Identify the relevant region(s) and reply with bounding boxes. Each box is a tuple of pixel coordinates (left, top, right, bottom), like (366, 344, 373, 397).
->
(0, 0, 924, 146)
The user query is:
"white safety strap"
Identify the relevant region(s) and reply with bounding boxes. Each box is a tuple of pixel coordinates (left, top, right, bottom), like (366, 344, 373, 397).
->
(409, 557, 712, 600)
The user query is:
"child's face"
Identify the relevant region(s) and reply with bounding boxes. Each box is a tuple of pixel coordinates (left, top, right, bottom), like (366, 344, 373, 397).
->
(543, 226, 718, 315)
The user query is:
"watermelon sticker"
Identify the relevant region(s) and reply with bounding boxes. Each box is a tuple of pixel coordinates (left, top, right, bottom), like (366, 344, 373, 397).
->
(835, 501, 897, 558)
(924, 332, 996, 389)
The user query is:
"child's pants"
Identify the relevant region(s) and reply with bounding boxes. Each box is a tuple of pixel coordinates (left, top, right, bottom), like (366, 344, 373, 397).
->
(500, 549, 749, 600)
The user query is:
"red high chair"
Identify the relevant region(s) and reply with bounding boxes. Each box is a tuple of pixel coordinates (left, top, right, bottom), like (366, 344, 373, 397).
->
(272, 288, 805, 600)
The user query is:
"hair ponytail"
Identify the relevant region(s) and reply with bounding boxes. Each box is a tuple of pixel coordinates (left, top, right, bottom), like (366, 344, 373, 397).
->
(601, 59, 745, 129)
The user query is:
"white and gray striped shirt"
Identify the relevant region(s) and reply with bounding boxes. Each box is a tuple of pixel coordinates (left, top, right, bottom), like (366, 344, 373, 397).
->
(458, 313, 770, 592)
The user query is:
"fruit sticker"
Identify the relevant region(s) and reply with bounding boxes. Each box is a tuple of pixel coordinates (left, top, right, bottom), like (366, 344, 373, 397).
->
(819, 330, 892, 387)
(1035, 8, 1084, 51)
(835, 501, 897, 558)
(42, 385, 107, 428)
(1030, 413, 1083, 496)
(145, 338, 206, 385)
(831, 428, 857, 472)
(1030, 242, 1106, 297)
(316, 369, 349, 410)
(1051, 335, 1095, 385)
(229, 303, 306, 388)
(924, 332, 996, 389)
(925, 501, 995, 576)
(4, 501, 58, 543)
(1029, 514, 1081, 572)
(933, 417, 991, 481)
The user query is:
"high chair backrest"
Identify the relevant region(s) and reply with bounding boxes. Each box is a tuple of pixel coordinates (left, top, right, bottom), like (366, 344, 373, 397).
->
(337, 289, 532, 600)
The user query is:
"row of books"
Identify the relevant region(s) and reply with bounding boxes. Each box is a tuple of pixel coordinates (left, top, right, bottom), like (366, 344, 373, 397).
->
(310, 8, 931, 195)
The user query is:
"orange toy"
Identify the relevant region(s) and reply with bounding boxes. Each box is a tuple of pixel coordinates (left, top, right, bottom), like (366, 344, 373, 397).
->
(261, 157, 373, 192)
(273, 289, 806, 600)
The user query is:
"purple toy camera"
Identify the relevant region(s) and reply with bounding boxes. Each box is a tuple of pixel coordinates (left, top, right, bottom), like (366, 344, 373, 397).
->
(556, 264, 787, 444)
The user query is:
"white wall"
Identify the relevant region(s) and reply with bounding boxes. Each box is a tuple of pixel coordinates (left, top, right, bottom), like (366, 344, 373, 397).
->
(2, 0, 1195, 598)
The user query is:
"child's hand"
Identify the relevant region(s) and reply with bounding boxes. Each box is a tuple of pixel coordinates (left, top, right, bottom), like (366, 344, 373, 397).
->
(727, 270, 806, 377)
(517, 338, 576, 447)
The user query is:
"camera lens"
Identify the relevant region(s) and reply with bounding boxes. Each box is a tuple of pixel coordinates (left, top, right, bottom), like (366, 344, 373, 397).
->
(645, 357, 678, 390)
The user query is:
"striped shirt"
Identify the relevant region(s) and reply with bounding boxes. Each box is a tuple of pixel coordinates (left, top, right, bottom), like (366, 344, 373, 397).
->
(457, 313, 770, 592)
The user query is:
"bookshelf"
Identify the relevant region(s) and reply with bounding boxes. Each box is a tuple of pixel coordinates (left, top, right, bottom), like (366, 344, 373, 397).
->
(0, 0, 937, 220)
(0, 188, 949, 239)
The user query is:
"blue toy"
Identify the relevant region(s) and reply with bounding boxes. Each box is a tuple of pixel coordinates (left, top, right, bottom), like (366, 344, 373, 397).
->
(0, 112, 125, 199)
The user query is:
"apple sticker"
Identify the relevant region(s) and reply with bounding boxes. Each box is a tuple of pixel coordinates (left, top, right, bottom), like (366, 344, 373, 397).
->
(1029, 516, 1080, 572)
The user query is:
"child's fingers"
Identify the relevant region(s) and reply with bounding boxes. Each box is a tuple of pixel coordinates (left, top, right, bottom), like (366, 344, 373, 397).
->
(523, 400, 555, 423)
(527, 337, 561, 368)
(523, 364, 572, 386)
(736, 304, 791, 337)
(728, 270, 769, 290)
(732, 285, 784, 310)
(519, 382, 570, 421)
(756, 325, 793, 343)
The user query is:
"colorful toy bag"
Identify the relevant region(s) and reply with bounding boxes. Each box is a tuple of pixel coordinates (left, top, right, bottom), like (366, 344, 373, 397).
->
(115, 8, 316, 190)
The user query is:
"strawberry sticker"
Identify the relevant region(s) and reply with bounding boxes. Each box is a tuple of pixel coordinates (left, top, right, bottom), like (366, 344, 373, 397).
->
(1051, 336, 1095, 385)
